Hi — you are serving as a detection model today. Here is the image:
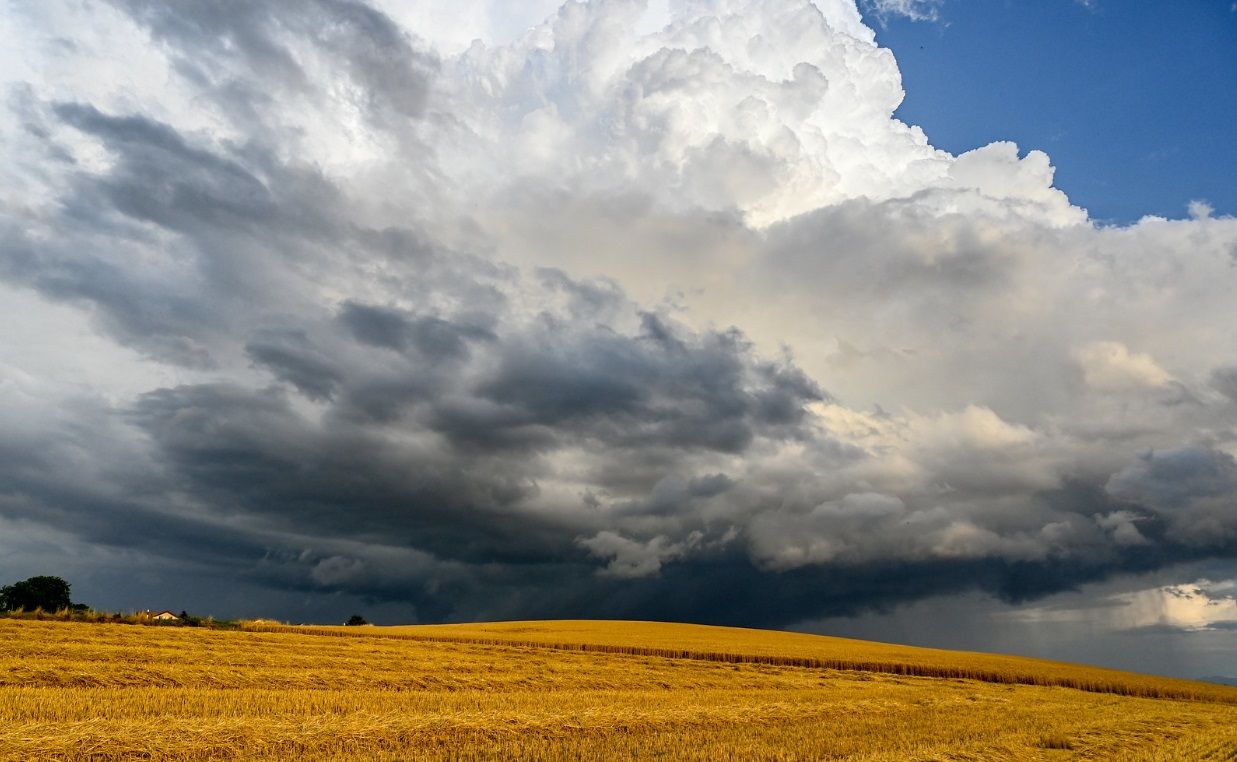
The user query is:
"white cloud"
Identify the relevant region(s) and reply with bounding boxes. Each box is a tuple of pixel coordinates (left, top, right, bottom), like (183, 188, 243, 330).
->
(311, 555, 367, 586)
(749, 492, 906, 569)
(1008, 579, 1237, 632)
(578, 530, 701, 578)
(444, 0, 957, 227)
(1094, 510, 1148, 546)
(859, 0, 942, 23)
(1188, 199, 1214, 220)
(1116, 581, 1237, 631)
(1074, 341, 1173, 391)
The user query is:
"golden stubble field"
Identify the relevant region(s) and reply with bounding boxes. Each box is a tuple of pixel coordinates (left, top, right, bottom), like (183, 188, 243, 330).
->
(1, 617, 1235, 760)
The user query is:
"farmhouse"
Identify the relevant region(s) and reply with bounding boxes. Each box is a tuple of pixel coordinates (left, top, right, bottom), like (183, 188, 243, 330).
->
(150, 610, 180, 621)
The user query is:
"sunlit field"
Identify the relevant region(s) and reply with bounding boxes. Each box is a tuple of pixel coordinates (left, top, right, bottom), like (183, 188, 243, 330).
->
(2, 618, 1234, 760)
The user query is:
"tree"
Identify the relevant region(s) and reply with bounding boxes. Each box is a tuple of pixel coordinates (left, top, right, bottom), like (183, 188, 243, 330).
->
(345, 614, 368, 626)
(0, 576, 73, 612)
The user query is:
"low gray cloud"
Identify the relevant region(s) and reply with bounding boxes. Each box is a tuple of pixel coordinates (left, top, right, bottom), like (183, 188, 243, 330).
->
(1107, 446, 1237, 547)
(110, 0, 435, 131)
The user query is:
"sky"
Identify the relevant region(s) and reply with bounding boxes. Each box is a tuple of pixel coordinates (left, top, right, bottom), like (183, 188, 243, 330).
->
(871, 0, 1237, 223)
(0, 0, 1235, 680)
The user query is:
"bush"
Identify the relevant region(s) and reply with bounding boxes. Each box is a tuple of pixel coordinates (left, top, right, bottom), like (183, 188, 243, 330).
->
(346, 614, 368, 626)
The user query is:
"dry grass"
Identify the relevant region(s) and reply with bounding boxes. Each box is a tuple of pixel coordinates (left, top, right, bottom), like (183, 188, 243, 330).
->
(253, 619, 1237, 703)
(1, 618, 1234, 760)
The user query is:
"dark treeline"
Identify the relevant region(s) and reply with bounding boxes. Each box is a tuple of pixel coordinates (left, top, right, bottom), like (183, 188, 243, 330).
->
(0, 575, 236, 628)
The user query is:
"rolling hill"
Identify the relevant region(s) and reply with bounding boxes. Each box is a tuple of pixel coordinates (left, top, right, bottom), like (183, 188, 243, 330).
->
(2, 617, 1234, 760)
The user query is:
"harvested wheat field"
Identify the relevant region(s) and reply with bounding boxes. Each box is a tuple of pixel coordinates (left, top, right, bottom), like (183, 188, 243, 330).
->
(2, 618, 1235, 760)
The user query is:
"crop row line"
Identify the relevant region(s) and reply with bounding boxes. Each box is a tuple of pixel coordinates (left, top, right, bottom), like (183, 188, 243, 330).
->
(237, 624, 1237, 706)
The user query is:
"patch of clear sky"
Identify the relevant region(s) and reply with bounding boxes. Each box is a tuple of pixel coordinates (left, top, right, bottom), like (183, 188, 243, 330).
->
(870, 0, 1237, 224)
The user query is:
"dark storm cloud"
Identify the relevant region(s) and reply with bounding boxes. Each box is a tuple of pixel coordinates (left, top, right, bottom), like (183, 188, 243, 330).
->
(1108, 446, 1237, 510)
(2, 100, 352, 366)
(130, 384, 544, 554)
(1212, 367, 1237, 404)
(3, 81, 1233, 625)
(0, 73, 829, 587)
(451, 313, 824, 454)
(0, 404, 272, 570)
(1107, 445, 1237, 547)
(246, 330, 346, 401)
(339, 301, 492, 358)
(2, 0, 1236, 629)
(109, 0, 435, 127)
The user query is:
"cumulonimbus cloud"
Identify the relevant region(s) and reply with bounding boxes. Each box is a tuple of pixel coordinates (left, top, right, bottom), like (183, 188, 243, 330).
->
(0, 0, 1235, 625)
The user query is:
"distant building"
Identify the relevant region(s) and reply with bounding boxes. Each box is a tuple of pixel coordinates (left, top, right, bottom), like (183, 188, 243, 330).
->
(150, 610, 180, 621)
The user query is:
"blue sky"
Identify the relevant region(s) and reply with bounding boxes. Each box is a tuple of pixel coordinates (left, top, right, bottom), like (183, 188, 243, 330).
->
(872, 0, 1237, 223)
